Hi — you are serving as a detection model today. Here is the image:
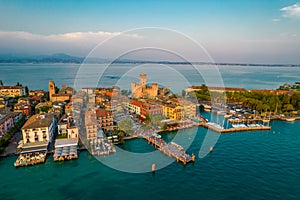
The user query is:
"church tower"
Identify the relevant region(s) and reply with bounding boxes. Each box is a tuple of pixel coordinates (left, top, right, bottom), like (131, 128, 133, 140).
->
(49, 80, 55, 102)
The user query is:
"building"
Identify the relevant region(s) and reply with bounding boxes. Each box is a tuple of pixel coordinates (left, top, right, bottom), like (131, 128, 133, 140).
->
(131, 74, 160, 99)
(85, 110, 98, 140)
(59, 85, 74, 95)
(13, 103, 32, 116)
(57, 115, 79, 139)
(161, 103, 182, 120)
(49, 80, 56, 102)
(21, 113, 56, 145)
(168, 98, 197, 119)
(0, 113, 14, 137)
(29, 90, 45, 97)
(0, 97, 8, 108)
(140, 103, 163, 118)
(95, 108, 114, 131)
(54, 115, 79, 161)
(126, 99, 143, 115)
(49, 81, 71, 102)
(15, 113, 56, 167)
(0, 86, 26, 97)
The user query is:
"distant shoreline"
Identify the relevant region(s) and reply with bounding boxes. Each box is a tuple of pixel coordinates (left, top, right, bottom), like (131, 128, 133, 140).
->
(0, 61, 299, 67)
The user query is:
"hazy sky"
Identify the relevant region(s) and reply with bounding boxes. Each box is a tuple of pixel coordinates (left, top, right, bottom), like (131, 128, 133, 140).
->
(0, 0, 300, 64)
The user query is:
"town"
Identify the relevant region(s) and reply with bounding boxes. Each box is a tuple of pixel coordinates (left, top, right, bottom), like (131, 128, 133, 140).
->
(0, 76, 299, 167)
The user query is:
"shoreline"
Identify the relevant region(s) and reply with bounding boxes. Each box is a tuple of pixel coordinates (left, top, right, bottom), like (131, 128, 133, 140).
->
(2, 118, 297, 159)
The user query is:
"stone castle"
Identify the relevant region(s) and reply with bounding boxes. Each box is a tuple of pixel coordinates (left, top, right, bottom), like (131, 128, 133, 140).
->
(131, 74, 164, 99)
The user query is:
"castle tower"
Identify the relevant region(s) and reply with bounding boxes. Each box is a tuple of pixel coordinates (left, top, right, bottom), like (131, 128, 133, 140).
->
(150, 83, 158, 98)
(49, 80, 55, 102)
(140, 74, 147, 87)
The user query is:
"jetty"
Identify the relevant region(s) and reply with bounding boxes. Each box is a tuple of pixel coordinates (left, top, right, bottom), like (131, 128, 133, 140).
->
(139, 130, 195, 165)
(198, 122, 271, 133)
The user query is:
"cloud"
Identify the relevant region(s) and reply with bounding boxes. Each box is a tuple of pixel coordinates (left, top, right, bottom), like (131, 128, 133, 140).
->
(281, 3, 300, 18)
(0, 31, 143, 42)
(0, 31, 143, 56)
(272, 18, 280, 22)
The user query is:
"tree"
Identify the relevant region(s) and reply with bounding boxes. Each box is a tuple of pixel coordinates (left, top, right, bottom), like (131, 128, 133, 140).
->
(283, 104, 294, 112)
(25, 86, 29, 95)
(144, 114, 151, 126)
(118, 119, 133, 132)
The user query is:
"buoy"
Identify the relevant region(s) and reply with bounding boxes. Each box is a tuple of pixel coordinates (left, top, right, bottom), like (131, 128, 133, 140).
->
(210, 146, 213, 153)
(192, 154, 195, 161)
(152, 163, 156, 172)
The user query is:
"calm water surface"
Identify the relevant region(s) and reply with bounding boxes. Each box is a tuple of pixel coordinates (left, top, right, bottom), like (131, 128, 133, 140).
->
(0, 64, 299, 200)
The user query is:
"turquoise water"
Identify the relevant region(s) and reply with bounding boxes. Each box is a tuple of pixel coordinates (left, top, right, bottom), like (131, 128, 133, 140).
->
(0, 64, 300, 199)
(0, 120, 299, 200)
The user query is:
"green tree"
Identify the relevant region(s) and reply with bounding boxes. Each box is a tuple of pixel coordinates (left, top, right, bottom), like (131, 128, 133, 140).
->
(144, 114, 151, 126)
(283, 104, 294, 112)
(118, 119, 133, 132)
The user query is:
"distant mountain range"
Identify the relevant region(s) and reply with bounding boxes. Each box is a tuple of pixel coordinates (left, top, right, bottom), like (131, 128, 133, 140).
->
(0, 53, 299, 67)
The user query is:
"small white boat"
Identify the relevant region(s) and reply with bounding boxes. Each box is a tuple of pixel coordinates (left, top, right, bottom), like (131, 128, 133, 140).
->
(204, 108, 211, 112)
(286, 118, 295, 122)
(152, 133, 161, 139)
(224, 114, 231, 119)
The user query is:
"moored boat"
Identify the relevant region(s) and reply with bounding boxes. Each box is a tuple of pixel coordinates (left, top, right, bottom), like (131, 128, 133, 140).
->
(286, 118, 295, 122)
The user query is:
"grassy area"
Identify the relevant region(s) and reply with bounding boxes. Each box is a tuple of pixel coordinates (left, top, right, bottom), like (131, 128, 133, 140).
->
(56, 134, 68, 139)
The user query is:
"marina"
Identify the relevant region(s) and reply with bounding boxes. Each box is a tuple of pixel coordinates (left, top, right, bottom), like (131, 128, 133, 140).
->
(197, 121, 271, 133)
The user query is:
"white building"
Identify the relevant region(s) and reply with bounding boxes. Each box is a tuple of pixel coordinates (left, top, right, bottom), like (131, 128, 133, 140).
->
(21, 113, 56, 146)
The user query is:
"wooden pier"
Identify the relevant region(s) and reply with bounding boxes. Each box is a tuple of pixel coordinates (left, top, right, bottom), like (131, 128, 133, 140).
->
(140, 132, 195, 165)
(198, 122, 271, 133)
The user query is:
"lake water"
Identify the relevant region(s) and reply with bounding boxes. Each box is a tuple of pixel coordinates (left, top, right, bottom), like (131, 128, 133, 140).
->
(0, 63, 300, 92)
(0, 64, 300, 200)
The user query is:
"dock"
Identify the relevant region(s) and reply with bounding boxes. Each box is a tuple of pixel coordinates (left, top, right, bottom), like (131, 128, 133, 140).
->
(139, 131, 195, 165)
(14, 152, 47, 167)
(198, 122, 271, 133)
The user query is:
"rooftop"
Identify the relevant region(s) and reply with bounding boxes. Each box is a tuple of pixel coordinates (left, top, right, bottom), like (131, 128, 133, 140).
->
(55, 138, 78, 148)
(95, 108, 112, 118)
(0, 86, 25, 89)
(22, 113, 54, 130)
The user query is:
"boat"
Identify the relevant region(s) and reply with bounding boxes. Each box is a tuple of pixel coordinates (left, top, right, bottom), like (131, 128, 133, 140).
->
(204, 108, 211, 112)
(152, 133, 161, 139)
(217, 111, 226, 115)
(286, 118, 295, 122)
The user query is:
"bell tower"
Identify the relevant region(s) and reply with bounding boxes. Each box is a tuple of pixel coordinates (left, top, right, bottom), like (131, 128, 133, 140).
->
(49, 80, 55, 101)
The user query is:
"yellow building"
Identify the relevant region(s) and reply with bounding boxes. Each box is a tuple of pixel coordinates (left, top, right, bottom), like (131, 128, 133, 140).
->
(162, 103, 182, 120)
(168, 98, 197, 119)
(29, 90, 45, 97)
(0, 86, 26, 97)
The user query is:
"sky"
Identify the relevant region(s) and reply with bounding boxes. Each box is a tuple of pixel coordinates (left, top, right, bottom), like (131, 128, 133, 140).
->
(0, 0, 300, 64)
